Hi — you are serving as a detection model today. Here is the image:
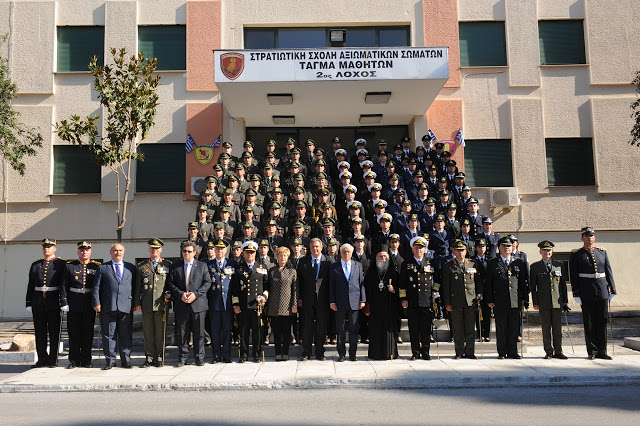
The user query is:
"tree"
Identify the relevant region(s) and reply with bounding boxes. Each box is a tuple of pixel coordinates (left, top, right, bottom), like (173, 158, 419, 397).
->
(0, 35, 43, 175)
(55, 48, 160, 242)
(631, 70, 640, 147)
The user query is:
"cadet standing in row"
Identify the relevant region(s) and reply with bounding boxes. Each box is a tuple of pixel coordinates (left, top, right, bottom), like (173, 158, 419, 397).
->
(61, 241, 100, 368)
(134, 238, 171, 367)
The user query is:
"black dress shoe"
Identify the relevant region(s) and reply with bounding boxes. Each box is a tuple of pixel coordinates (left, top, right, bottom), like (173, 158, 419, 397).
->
(409, 354, 419, 361)
(223, 357, 233, 363)
(238, 357, 246, 363)
(595, 353, 612, 360)
(349, 356, 358, 362)
(467, 355, 477, 360)
(102, 363, 114, 370)
(337, 355, 345, 362)
(587, 354, 594, 360)
(121, 362, 132, 369)
(453, 355, 461, 359)
(316, 355, 326, 361)
(298, 355, 309, 361)
(141, 361, 153, 368)
(175, 360, 187, 367)
(553, 353, 568, 360)
(544, 354, 552, 359)
(195, 359, 205, 366)
(498, 355, 507, 359)
(48, 362, 58, 368)
(422, 354, 431, 360)
(507, 354, 522, 360)
(253, 357, 260, 363)
(211, 357, 220, 364)
(66, 362, 77, 369)
(483, 337, 491, 342)
(30, 361, 48, 369)
(83, 362, 93, 368)
(154, 361, 164, 367)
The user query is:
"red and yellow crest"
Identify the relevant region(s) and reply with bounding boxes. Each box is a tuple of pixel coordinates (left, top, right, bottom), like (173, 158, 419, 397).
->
(220, 53, 245, 80)
(195, 146, 213, 166)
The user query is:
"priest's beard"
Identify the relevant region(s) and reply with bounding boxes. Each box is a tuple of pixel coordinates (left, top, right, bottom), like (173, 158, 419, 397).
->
(376, 259, 389, 275)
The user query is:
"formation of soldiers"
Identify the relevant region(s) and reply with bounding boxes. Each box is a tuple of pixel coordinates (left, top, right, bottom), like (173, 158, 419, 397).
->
(26, 136, 618, 367)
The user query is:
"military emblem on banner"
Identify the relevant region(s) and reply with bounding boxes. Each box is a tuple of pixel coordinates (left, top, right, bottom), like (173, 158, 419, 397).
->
(185, 134, 221, 166)
(426, 128, 465, 156)
(220, 52, 245, 80)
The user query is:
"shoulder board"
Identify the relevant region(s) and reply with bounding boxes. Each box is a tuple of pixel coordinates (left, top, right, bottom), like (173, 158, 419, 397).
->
(137, 260, 147, 266)
(66, 260, 74, 264)
(93, 260, 101, 265)
(597, 247, 606, 251)
(571, 249, 579, 253)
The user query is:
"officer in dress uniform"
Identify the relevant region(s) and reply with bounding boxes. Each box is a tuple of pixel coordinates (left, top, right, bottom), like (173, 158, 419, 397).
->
(484, 236, 530, 359)
(26, 238, 67, 368)
(133, 238, 171, 367)
(232, 241, 270, 363)
(441, 240, 482, 359)
(61, 241, 100, 368)
(207, 240, 237, 363)
(530, 240, 568, 359)
(399, 236, 438, 360)
(569, 227, 616, 360)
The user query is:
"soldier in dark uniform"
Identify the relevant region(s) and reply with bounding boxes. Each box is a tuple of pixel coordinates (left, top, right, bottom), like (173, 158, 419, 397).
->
(231, 241, 270, 363)
(530, 240, 568, 359)
(399, 237, 438, 360)
(441, 240, 482, 359)
(480, 217, 500, 258)
(61, 241, 100, 368)
(472, 239, 491, 341)
(570, 227, 616, 360)
(484, 236, 530, 359)
(133, 238, 171, 367)
(196, 205, 214, 240)
(26, 238, 66, 368)
(207, 239, 237, 363)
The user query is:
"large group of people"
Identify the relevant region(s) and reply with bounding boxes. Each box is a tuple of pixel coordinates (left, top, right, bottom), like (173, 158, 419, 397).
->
(25, 135, 617, 369)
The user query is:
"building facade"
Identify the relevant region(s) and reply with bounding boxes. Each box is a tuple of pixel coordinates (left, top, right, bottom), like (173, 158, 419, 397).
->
(1, 0, 639, 319)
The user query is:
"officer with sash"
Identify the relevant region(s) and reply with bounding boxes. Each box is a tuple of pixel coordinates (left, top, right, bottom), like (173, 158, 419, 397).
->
(207, 239, 237, 363)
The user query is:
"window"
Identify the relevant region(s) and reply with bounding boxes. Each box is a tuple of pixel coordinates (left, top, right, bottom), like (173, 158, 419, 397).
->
(459, 22, 507, 67)
(539, 20, 586, 65)
(53, 146, 101, 194)
(136, 144, 185, 192)
(463, 139, 513, 187)
(138, 25, 186, 70)
(57, 26, 104, 72)
(545, 138, 595, 186)
(244, 27, 410, 49)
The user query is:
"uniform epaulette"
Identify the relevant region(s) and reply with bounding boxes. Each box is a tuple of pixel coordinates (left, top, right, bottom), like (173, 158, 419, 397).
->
(137, 260, 147, 266)
(597, 247, 606, 251)
(571, 249, 580, 253)
(94, 260, 101, 265)
(66, 260, 74, 263)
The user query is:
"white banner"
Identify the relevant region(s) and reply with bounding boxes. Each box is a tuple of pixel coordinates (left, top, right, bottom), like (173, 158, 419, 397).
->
(214, 47, 449, 83)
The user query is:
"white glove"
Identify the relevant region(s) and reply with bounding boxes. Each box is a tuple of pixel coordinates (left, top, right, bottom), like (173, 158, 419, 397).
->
(61, 305, 69, 312)
(26, 306, 32, 313)
(609, 294, 616, 301)
(574, 297, 582, 305)
(432, 291, 440, 299)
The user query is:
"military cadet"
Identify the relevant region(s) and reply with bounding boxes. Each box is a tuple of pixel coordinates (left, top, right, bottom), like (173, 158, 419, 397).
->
(207, 240, 237, 363)
(232, 241, 270, 363)
(400, 236, 438, 360)
(230, 240, 243, 262)
(196, 205, 214, 240)
(133, 238, 171, 367)
(458, 219, 475, 256)
(480, 217, 500, 259)
(530, 240, 568, 359)
(26, 238, 67, 368)
(484, 236, 529, 359)
(472, 239, 491, 341)
(465, 197, 483, 238)
(219, 189, 242, 223)
(441, 240, 482, 359)
(61, 241, 100, 368)
(569, 227, 616, 360)
(186, 222, 206, 260)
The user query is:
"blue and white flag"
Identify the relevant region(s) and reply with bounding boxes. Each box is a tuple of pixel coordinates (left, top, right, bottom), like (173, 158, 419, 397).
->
(427, 129, 438, 148)
(455, 128, 465, 147)
(211, 134, 221, 148)
(186, 134, 195, 152)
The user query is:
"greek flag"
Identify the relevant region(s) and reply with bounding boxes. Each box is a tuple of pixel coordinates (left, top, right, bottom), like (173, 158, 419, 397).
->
(455, 128, 465, 147)
(185, 134, 195, 152)
(427, 129, 438, 148)
(211, 134, 221, 148)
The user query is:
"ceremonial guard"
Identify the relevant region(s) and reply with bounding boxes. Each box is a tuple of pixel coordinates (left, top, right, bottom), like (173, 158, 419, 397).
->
(26, 238, 66, 368)
(441, 240, 482, 359)
(569, 227, 616, 360)
(207, 240, 237, 363)
(530, 240, 568, 359)
(61, 241, 100, 368)
(134, 238, 171, 367)
(399, 236, 438, 360)
(232, 241, 270, 363)
(484, 237, 529, 359)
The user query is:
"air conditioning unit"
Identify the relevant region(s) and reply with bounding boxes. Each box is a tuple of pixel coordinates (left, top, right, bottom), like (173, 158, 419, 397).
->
(191, 176, 207, 196)
(490, 187, 520, 207)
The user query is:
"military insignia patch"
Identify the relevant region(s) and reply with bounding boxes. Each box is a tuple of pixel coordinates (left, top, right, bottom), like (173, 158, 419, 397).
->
(195, 146, 214, 166)
(220, 52, 245, 80)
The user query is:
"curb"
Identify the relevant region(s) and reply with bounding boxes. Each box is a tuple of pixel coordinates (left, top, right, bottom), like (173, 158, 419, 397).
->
(2, 374, 639, 393)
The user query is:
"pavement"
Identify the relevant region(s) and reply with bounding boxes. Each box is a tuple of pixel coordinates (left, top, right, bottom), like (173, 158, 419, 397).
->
(1, 344, 639, 393)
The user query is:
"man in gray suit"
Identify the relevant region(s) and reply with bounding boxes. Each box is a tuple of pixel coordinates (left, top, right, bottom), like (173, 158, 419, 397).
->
(166, 240, 212, 366)
(93, 243, 137, 370)
(329, 243, 366, 362)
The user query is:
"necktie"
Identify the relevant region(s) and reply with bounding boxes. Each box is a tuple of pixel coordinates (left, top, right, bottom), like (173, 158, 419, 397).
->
(185, 263, 191, 290)
(313, 259, 319, 280)
(218, 261, 223, 270)
(345, 262, 350, 280)
(151, 260, 158, 268)
(115, 263, 122, 281)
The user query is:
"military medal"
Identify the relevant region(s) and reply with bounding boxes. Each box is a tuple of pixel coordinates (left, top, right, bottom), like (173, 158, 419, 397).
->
(454, 274, 459, 280)
(379, 281, 384, 290)
(508, 270, 512, 277)
(143, 278, 149, 283)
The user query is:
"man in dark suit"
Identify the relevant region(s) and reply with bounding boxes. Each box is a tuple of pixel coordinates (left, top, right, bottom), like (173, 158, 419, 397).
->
(207, 240, 237, 363)
(297, 238, 331, 361)
(329, 243, 366, 361)
(93, 243, 137, 369)
(166, 240, 212, 367)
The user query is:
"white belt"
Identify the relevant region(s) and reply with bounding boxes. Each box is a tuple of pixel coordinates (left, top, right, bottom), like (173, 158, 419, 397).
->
(70, 287, 92, 294)
(34, 286, 59, 292)
(578, 273, 606, 279)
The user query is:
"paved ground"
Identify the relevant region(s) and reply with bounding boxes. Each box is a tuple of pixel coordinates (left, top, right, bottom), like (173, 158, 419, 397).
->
(1, 344, 639, 392)
(1, 385, 639, 425)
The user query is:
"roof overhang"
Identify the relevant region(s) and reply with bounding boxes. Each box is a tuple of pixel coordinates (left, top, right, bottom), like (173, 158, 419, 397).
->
(214, 47, 449, 127)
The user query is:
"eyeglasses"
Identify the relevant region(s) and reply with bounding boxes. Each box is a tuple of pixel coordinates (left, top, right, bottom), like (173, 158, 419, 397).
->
(182, 250, 194, 253)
